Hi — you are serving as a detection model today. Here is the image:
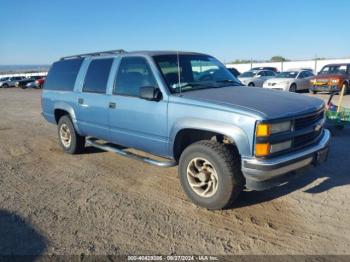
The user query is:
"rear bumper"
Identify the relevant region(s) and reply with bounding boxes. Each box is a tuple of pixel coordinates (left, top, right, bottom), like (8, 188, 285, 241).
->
(241, 129, 331, 190)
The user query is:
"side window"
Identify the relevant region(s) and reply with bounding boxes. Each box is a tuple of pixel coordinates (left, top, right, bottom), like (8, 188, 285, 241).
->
(115, 57, 157, 97)
(265, 71, 274, 76)
(257, 71, 265, 77)
(44, 58, 83, 91)
(298, 72, 306, 79)
(83, 58, 113, 94)
(306, 71, 314, 77)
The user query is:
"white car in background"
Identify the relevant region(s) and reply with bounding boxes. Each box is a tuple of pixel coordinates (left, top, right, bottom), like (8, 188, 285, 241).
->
(238, 70, 276, 87)
(262, 70, 314, 92)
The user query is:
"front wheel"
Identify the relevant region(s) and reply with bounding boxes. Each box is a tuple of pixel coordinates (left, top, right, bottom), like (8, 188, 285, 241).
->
(57, 115, 85, 154)
(248, 82, 255, 87)
(289, 84, 297, 92)
(309, 89, 317, 94)
(178, 140, 244, 210)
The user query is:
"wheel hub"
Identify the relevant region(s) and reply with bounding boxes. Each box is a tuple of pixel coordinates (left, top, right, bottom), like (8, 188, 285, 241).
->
(60, 123, 71, 148)
(186, 157, 218, 198)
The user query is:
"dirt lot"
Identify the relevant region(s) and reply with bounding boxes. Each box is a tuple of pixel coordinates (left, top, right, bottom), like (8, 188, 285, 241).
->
(0, 88, 350, 256)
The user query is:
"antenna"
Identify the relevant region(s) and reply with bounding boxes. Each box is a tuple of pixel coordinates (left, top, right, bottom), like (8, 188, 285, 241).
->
(177, 51, 181, 93)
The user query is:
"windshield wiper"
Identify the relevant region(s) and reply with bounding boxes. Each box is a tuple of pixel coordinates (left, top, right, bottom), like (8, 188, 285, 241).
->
(215, 79, 242, 86)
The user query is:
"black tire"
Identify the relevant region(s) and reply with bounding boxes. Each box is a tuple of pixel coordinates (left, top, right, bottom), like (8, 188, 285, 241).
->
(289, 83, 297, 92)
(3, 84, 9, 88)
(309, 89, 317, 94)
(178, 140, 244, 210)
(57, 115, 85, 154)
(248, 82, 255, 87)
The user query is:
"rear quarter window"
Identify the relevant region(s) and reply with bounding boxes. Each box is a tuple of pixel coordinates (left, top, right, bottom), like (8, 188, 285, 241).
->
(44, 59, 83, 91)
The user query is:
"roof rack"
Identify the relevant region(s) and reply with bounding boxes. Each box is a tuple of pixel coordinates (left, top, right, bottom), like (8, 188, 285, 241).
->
(60, 49, 126, 60)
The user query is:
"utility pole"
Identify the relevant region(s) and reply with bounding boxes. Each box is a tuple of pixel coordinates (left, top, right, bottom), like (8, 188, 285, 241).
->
(314, 54, 318, 74)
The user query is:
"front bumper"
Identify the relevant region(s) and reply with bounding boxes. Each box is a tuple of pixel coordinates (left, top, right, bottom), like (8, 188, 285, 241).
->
(310, 85, 339, 92)
(263, 83, 289, 91)
(241, 129, 331, 190)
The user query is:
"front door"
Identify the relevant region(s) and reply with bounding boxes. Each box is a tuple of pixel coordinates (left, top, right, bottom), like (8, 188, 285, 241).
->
(108, 56, 168, 156)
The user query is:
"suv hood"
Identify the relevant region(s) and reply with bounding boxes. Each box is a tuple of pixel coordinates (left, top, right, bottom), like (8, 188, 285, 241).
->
(179, 86, 324, 119)
(313, 74, 345, 80)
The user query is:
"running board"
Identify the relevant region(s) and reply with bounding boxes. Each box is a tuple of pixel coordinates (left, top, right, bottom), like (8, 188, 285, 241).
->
(86, 138, 177, 168)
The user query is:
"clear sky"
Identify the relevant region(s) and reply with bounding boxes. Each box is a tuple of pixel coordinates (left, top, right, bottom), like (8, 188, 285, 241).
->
(0, 0, 349, 64)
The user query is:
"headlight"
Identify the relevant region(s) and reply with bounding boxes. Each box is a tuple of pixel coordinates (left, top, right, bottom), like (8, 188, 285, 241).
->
(256, 121, 292, 137)
(255, 140, 292, 157)
(331, 79, 339, 84)
(310, 79, 316, 83)
(255, 121, 293, 157)
(270, 140, 292, 154)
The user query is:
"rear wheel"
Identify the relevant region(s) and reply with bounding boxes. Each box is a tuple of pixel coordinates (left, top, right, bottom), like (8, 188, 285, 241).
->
(178, 140, 244, 210)
(57, 115, 85, 154)
(289, 83, 297, 92)
(3, 84, 8, 88)
(248, 82, 255, 87)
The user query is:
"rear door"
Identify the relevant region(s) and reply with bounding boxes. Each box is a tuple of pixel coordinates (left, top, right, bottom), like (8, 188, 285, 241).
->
(75, 58, 113, 140)
(108, 56, 168, 156)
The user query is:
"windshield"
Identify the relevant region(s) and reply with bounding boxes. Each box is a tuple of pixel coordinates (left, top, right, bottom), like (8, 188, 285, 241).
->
(319, 65, 348, 75)
(276, 71, 298, 78)
(239, 71, 257, 77)
(153, 54, 241, 93)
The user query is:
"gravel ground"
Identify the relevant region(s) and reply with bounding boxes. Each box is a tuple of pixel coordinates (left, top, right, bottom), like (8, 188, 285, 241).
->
(0, 88, 350, 257)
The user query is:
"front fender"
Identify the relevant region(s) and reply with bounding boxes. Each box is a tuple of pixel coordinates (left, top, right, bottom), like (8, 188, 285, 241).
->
(169, 117, 253, 158)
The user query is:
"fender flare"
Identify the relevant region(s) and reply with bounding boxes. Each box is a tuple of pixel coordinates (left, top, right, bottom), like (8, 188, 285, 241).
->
(53, 102, 81, 134)
(169, 118, 252, 158)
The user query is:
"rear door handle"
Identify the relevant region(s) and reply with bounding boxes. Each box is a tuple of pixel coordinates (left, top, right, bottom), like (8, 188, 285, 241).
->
(109, 102, 116, 109)
(78, 98, 88, 107)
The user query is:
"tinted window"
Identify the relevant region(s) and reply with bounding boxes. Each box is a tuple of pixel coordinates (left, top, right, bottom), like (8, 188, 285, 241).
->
(298, 72, 306, 79)
(115, 57, 157, 96)
(257, 71, 265, 76)
(265, 71, 275, 76)
(83, 58, 113, 94)
(44, 59, 83, 91)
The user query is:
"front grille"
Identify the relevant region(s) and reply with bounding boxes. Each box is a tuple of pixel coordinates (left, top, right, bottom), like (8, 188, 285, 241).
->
(294, 110, 324, 130)
(293, 130, 322, 149)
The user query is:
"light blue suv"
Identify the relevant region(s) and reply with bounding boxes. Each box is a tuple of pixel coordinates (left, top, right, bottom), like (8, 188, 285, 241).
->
(42, 50, 330, 209)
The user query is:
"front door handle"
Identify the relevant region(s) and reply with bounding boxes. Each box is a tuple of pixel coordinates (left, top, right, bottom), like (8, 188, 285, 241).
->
(109, 102, 116, 109)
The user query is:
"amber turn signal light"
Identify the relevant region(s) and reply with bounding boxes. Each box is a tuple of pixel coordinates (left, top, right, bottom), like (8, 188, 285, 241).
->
(256, 124, 270, 137)
(255, 143, 270, 157)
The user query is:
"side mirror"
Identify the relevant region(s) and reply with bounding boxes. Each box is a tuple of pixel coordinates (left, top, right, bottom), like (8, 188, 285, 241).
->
(139, 86, 162, 101)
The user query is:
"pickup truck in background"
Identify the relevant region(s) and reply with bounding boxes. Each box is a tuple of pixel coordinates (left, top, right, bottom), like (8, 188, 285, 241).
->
(41, 50, 330, 210)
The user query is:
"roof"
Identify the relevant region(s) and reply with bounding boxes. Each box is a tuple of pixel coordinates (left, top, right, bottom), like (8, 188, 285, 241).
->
(324, 63, 350, 66)
(60, 50, 207, 60)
